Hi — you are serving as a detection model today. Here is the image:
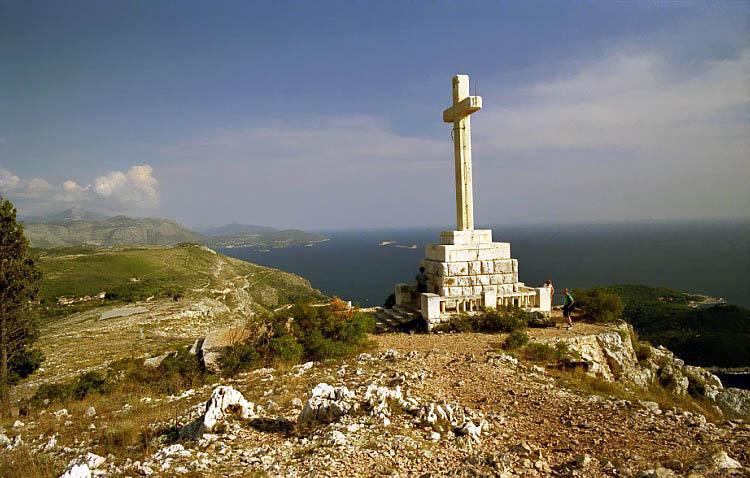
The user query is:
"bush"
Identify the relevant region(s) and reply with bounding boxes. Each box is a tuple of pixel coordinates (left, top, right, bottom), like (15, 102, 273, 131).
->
(634, 340, 654, 364)
(217, 298, 376, 376)
(33, 371, 110, 403)
(502, 330, 529, 350)
(439, 307, 528, 333)
(71, 371, 111, 399)
(522, 341, 573, 364)
(481, 307, 528, 332)
(8, 348, 44, 385)
(572, 287, 624, 323)
(444, 314, 477, 333)
(269, 335, 304, 364)
(218, 342, 260, 377)
(106, 281, 185, 303)
(32, 347, 206, 405)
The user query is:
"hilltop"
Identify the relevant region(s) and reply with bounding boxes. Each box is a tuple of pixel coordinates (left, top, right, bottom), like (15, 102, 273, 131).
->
(22, 209, 328, 250)
(26, 244, 324, 386)
(2, 321, 748, 477)
(1, 247, 748, 477)
(23, 213, 203, 249)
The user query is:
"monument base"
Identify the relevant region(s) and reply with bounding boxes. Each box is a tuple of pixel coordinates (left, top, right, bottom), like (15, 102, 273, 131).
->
(409, 229, 551, 329)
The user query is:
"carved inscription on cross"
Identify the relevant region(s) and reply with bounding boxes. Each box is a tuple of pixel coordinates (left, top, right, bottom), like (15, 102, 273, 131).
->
(442, 74, 482, 231)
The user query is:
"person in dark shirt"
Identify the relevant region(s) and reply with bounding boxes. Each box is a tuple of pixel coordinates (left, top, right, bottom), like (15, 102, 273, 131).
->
(416, 266, 428, 294)
(563, 288, 575, 329)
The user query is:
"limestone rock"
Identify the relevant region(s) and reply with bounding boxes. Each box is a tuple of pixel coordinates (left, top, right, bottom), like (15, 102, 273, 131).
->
(180, 386, 256, 440)
(363, 383, 420, 425)
(298, 383, 357, 424)
(143, 352, 175, 368)
(455, 419, 486, 443)
(59, 453, 105, 478)
(636, 468, 678, 478)
(715, 387, 750, 417)
(527, 311, 554, 328)
(84, 406, 96, 418)
(640, 401, 661, 414)
(200, 327, 251, 373)
(691, 450, 742, 472)
(326, 430, 347, 446)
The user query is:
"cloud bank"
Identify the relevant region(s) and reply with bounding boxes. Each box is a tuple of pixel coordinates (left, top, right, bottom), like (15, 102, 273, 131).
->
(160, 47, 748, 228)
(0, 164, 159, 216)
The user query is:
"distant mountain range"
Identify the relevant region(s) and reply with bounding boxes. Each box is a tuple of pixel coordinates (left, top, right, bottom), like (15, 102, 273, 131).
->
(22, 207, 109, 224)
(22, 208, 326, 250)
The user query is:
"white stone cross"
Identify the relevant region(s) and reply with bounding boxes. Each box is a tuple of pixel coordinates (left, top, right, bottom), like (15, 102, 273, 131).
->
(443, 74, 482, 231)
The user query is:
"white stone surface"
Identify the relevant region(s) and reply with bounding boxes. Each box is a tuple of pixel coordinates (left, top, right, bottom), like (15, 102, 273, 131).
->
(421, 293, 441, 321)
(440, 229, 492, 245)
(442, 74, 482, 231)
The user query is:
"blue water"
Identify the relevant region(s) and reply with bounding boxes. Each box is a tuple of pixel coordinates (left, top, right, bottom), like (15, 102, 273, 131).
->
(716, 373, 750, 390)
(219, 220, 750, 309)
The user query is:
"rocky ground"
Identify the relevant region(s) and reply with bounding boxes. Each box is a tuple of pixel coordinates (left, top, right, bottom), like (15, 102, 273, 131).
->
(3, 326, 748, 478)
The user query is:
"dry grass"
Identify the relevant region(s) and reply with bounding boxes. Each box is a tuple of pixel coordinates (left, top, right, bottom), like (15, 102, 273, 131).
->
(547, 367, 723, 422)
(0, 447, 62, 478)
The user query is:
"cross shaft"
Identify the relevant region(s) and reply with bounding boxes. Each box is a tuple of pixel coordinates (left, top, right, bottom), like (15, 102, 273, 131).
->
(442, 74, 482, 231)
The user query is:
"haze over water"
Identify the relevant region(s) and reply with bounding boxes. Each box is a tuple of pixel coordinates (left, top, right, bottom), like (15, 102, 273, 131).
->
(220, 220, 750, 309)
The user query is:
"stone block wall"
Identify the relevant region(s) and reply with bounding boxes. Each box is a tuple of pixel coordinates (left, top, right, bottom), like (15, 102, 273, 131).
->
(421, 256, 519, 298)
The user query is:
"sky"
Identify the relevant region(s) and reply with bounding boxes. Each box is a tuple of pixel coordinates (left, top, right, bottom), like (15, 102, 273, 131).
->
(1, 1, 748, 230)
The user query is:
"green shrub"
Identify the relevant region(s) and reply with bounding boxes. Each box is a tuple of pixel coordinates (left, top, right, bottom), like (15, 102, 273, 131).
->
(572, 287, 624, 323)
(522, 341, 574, 364)
(106, 281, 185, 303)
(32, 347, 206, 405)
(33, 382, 73, 403)
(503, 330, 529, 350)
(217, 299, 376, 376)
(8, 348, 44, 385)
(269, 335, 304, 363)
(71, 371, 111, 399)
(481, 307, 528, 332)
(440, 306, 528, 333)
(446, 314, 478, 332)
(218, 342, 260, 377)
(33, 371, 110, 403)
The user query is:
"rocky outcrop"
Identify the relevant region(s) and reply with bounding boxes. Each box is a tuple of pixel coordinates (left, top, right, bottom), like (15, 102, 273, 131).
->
(180, 386, 257, 440)
(58, 453, 105, 478)
(553, 323, 748, 416)
(200, 327, 251, 373)
(298, 383, 358, 424)
(716, 387, 750, 417)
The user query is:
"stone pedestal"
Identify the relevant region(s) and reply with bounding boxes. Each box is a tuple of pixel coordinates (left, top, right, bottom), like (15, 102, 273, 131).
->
(413, 229, 551, 328)
(421, 229, 519, 298)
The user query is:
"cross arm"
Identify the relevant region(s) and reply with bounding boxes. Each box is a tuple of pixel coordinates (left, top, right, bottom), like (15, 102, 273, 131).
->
(442, 95, 482, 123)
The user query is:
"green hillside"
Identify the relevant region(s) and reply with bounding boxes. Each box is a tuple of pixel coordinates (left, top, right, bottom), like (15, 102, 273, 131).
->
(24, 215, 205, 248)
(36, 244, 324, 317)
(606, 284, 750, 367)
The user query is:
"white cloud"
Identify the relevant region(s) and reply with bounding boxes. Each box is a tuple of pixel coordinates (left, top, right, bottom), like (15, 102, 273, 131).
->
(0, 169, 20, 190)
(0, 165, 159, 215)
(162, 48, 749, 227)
(476, 50, 750, 155)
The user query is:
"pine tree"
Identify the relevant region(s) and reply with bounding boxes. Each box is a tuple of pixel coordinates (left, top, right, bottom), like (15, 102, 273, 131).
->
(0, 196, 42, 417)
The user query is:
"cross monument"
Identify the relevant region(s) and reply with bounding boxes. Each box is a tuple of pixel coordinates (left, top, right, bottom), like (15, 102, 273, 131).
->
(391, 73, 551, 330)
(442, 74, 482, 231)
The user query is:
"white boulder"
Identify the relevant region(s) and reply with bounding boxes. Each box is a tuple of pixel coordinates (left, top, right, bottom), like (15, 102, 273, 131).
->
(298, 383, 357, 424)
(180, 386, 256, 440)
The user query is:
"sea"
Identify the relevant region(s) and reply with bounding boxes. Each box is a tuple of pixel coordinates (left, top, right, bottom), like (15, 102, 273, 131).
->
(219, 220, 750, 389)
(219, 220, 750, 308)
